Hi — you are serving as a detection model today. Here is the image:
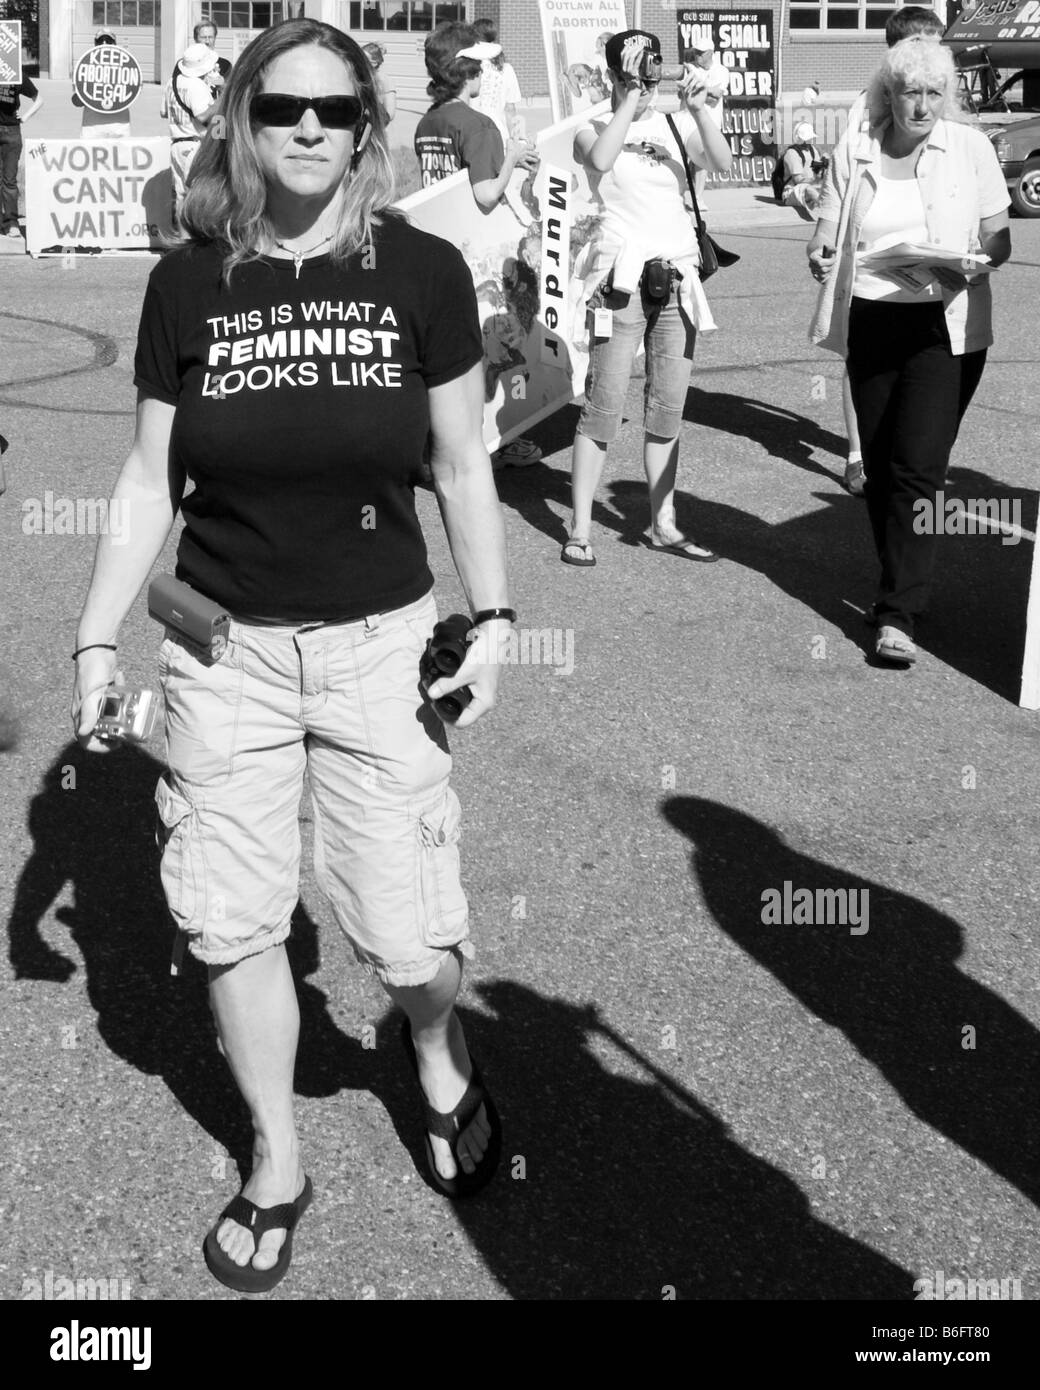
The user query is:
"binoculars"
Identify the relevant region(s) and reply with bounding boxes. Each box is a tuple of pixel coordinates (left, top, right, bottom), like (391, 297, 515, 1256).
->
(420, 614, 474, 724)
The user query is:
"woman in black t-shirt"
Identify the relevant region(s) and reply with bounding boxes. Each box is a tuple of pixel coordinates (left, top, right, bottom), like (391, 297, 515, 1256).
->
(71, 19, 511, 1294)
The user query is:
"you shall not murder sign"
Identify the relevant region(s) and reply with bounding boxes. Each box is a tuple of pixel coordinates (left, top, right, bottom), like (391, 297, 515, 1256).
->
(24, 139, 173, 255)
(678, 9, 776, 186)
(0, 19, 22, 85)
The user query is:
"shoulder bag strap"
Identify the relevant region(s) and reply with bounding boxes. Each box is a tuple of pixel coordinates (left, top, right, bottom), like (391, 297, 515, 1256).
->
(665, 112, 706, 238)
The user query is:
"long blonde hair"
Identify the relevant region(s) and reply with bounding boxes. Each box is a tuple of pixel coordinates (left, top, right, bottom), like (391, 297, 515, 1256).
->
(179, 18, 398, 281)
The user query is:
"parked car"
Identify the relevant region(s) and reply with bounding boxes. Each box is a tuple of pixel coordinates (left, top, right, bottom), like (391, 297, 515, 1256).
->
(988, 113, 1040, 217)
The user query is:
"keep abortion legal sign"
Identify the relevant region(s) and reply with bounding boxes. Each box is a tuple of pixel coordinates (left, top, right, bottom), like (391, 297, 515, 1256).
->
(24, 138, 173, 255)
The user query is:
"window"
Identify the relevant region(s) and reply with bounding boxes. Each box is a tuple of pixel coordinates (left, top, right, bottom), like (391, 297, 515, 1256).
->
(790, 1, 941, 31)
(347, 2, 465, 31)
(89, 0, 164, 24)
(200, 0, 284, 30)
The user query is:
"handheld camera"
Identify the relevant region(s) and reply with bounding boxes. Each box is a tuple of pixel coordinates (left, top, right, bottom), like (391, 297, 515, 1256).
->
(637, 53, 684, 85)
(419, 614, 474, 724)
(93, 686, 157, 744)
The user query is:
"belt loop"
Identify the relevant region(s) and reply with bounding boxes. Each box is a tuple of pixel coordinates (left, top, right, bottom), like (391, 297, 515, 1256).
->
(364, 613, 381, 639)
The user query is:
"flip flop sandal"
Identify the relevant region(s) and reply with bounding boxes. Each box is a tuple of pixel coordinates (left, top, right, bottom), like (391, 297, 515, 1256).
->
(645, 534, 719, 563)
(561, 537, 596, 567)
(401, 1019, 502, 1200)
(875, 626, 917, 664)
(203, 1175, 313, 1293)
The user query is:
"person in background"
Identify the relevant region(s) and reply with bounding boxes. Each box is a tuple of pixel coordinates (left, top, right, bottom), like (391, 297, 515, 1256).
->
(362, 43, 396, 123)
(563, 29, 732, 567)
(161, 41, 222, 224)
(801, 79, 821, 107)
(828, 7, 946, 495)
(808, 39, 1010, 664)
(0, 66, 40, 239)
(471, 18, 522, 142)
(780, 120, 826, 218)
(73, 31, 132, 138)
(194, 19, 233, 91)
(415, 20, 541, 469)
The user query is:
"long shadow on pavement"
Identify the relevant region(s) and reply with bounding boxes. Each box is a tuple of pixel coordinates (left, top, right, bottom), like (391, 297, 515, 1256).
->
(410, 980, 914, 1298)
(661, 795, 1040, 1211)
(10, 746, 917, 1298)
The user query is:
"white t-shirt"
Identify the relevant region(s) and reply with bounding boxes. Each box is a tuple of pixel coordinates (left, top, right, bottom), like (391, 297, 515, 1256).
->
(583, 107, 705, 272)
(854, 176, 939, 301)
(162, 71, 213, 139)
(474, 60, 522, 142)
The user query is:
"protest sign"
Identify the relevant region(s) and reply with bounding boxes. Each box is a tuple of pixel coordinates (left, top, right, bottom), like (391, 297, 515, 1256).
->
(24, 139, 173, 256)
(0, 19, 21, 86)
(397, 111, 605, 452)
(677, 9, 776, 186)
(538, 0, 629, 123)
(73, 45, 142, 115)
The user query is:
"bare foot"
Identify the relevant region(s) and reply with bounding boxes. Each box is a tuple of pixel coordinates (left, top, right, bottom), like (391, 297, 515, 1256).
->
(411, 1014, 491, 1180)
(216, 1152, 306, 1272)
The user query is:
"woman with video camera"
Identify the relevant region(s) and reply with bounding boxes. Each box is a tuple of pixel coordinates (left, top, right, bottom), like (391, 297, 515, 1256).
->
(562, 28, 732, 568)
(71, 18, 511, 1292)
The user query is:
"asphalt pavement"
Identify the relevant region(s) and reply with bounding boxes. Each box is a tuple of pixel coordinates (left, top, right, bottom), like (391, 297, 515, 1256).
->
(1, 190, 1038, 1313)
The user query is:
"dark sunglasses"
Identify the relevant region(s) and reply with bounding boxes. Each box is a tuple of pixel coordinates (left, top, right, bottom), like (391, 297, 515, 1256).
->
(250, 93, 364, 128)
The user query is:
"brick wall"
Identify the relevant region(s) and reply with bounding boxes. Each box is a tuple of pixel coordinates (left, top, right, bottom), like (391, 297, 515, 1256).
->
(483, 1, 900, 103)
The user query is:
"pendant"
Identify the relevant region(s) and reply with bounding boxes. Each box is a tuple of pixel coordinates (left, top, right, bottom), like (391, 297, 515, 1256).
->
(293, 251, 303, 280)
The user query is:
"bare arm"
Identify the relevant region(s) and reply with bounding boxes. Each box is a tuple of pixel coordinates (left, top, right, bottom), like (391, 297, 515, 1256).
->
(20, 95, 42, 122)
(979, 210, 1011, 267)
(72, 394, 183, 747)
(425, 364, 511, 727)
(470, 136, 527, 210)
(678, 71, 732, 173)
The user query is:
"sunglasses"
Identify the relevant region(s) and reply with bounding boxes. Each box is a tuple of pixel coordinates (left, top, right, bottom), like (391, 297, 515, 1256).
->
(250, 93, 364, 128)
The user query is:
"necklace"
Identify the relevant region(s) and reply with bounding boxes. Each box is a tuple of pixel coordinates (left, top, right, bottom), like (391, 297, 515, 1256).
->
(273, 232, 334, 279)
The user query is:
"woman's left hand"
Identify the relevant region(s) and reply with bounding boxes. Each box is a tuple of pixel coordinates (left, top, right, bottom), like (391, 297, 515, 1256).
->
(679, 66, 709, 111)
(425, 620, 508, 728)
(932, 265, 971, 292)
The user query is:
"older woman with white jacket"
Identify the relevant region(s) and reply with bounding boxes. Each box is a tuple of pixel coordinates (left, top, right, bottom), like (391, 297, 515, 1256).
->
(808, 39, 1010, 664)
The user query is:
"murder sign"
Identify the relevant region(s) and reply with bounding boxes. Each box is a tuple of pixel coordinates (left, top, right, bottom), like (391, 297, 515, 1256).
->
(0, 19, 22, 85)
(24, 138, 174, 255)
(677, 10, 776, 186)
(73, 44, 142, 114)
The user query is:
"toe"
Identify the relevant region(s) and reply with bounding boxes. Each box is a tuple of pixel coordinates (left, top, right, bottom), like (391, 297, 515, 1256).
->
(429, 1133, 458, 1182)
(252, 1229, 286, 1272)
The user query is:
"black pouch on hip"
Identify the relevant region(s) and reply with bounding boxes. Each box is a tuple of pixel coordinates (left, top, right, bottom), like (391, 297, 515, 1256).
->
(642, 258, 673, 303)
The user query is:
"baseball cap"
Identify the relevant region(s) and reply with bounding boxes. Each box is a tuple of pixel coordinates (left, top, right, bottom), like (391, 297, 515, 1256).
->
(688, 38, 715, 55)
(795, 121, 815, 142)
(604, 30, 661, 72)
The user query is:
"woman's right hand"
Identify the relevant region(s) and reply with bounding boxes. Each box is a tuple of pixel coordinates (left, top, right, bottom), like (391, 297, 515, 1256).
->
(808, 247, 835, 284)
(71, 648, 120, 752)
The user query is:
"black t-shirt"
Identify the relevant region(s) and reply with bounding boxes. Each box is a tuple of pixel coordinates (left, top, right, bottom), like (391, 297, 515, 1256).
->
(415, 102, 503, 189)
(0, 77, 39, 127)
(133, 216, 482, 622)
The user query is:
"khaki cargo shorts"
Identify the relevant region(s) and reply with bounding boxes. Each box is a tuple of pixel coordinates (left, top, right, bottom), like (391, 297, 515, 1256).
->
(154, 593, 472, 985)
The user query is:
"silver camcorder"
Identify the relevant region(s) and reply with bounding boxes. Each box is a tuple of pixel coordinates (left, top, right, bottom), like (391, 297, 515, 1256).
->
(638, 52, 685, 84)
(93, 686, 157, 744)
(148, 574, 231, 661)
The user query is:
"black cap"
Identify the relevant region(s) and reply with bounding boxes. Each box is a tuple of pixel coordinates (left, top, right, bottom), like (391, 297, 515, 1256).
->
(604, 30, 661, 73)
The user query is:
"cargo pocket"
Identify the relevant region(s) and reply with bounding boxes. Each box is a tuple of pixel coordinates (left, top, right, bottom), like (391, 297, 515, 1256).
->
(413, 786, 469, 950)
(154, 776, 204, 934)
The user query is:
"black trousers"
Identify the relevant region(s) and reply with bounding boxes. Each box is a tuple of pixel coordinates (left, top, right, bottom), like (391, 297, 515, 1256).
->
(846, 298, 986, 637)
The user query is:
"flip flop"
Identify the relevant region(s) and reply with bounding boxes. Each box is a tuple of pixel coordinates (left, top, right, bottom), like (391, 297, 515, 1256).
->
(203, 1175, 313, 1294)
(561, 536, 596, 567)
(401, 1019, 502, 1199)
(875, 626, 917, 664)
(645, 534, 719, 563)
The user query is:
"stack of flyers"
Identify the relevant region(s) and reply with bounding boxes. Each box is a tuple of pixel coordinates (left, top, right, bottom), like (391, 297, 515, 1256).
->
(856, 240, 994, 293)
